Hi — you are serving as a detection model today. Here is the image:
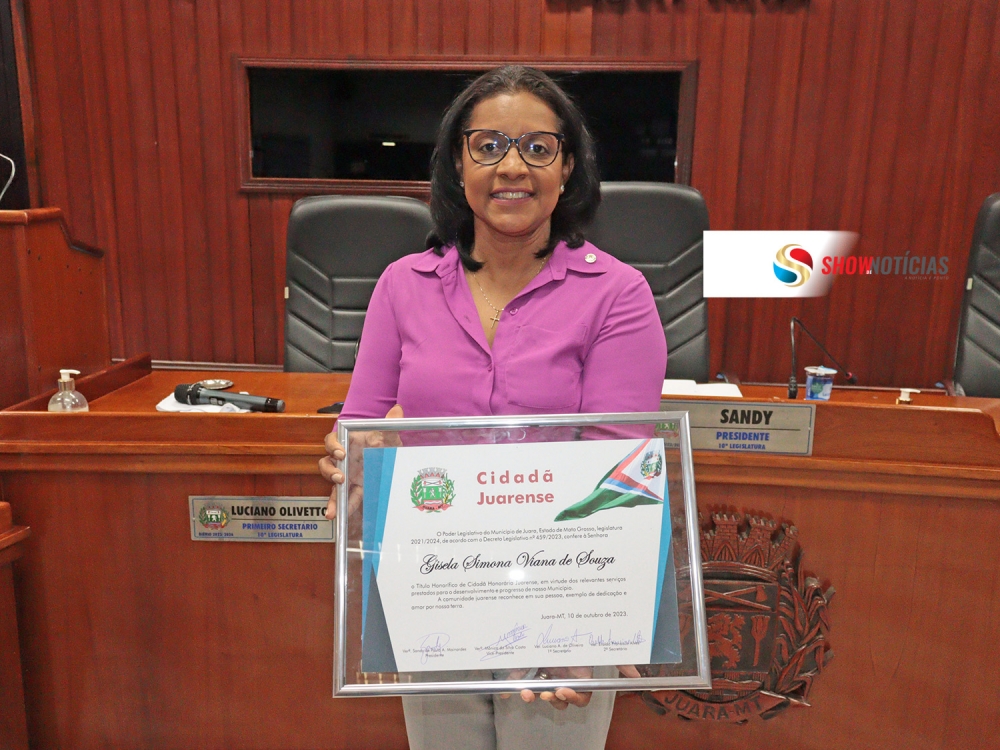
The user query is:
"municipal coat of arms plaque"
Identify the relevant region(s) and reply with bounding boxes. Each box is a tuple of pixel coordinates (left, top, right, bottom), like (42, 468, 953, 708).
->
(643, 511, 834, 722)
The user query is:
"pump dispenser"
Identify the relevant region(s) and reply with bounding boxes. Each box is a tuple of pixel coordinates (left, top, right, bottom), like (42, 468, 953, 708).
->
(48, 369, 89, 412)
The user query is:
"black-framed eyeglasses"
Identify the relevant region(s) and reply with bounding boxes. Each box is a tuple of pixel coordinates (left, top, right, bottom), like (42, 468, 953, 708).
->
(463, 129, 565, 167)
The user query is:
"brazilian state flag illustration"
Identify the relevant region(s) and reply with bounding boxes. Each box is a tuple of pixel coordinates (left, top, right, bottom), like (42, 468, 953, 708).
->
(554, 439, 666, 521)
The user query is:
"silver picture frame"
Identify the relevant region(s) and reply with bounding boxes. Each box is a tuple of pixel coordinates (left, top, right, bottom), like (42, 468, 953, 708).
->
(333, 411, 710, 697)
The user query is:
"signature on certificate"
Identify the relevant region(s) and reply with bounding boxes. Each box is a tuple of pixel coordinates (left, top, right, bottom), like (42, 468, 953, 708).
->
(480, 624, 530, 661)
(588, 629, 646, 647)
(416, 633, 450, 664)
(536, 623, 593, 648)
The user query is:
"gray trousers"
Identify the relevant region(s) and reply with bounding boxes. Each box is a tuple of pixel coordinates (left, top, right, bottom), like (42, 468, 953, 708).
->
(401, 668, 617, 750)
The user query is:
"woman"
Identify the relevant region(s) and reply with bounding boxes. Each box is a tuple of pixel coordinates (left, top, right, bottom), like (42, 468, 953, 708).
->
(320, 65, 666, 750)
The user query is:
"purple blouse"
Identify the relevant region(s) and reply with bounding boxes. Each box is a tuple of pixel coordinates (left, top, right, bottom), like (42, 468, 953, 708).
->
(340, 241, 667, 420)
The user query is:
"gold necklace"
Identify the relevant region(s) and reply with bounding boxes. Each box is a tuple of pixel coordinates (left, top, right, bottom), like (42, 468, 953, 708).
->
(473, 257, 548, 328)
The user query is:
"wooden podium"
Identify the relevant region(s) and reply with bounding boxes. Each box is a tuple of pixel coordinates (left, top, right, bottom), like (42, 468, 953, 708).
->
(1, 358, 998, 749)
(0, 209, 110, 410)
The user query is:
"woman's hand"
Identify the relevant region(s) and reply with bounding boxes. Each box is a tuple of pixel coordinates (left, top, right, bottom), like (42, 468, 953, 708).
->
(522, 667, 593, 709)
(320, 404, 404, 519)
(504, 664, 641, 709)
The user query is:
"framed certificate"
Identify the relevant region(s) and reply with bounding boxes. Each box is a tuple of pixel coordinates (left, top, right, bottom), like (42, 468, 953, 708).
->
(333, 412, 710, 696)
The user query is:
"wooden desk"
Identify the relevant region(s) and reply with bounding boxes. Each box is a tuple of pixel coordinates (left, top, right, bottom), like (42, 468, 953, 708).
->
(1, 359, 999, 749)
(0, 501, 30, 750)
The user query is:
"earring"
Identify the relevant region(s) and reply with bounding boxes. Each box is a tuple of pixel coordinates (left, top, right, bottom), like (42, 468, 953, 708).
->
(559, 185, 565, 193)
(460, 181, 465, 187)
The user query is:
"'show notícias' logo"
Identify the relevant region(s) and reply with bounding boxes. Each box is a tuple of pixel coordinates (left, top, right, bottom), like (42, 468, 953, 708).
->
(772, 244, 813, 287)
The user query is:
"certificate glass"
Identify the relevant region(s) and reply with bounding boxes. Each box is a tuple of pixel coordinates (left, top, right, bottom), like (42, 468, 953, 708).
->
(333, 412, 710, 696)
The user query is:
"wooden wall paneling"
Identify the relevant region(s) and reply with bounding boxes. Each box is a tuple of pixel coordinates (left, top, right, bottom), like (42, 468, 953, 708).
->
(905, 0, 975, 387)
(963, 9, 1000, 242)
(42, 1, 95, 241)
(441, 0, 467, 55)
(267, 0, 293, 55)
(219, 1, 257, 363)
(706, 4, 753, 378)
(288, 0, 312, 56)
(96, 0, 144, 360)
(931, 0, 1000, 382)
(853, 0, 918, 387)
(121, 0, 171, 360)
(15, 0, 1000, 385)
(149, 0, 194, 362)
(366, 0, 392, 56)
(341, 0, 366, 56)
(785, 0, 834, 231)
(741, 9, 807, 381)
(194, 0, 237, 363)
(825, 0, 889, 384)
(672, 0, 701, 60)
(541, 0, 569, 55)
(241, 0, 269, 55)
(785, 1, 861, 382)
(516, 0, 541, 55)
(172, 0, 214, 363)
(565, 2, 592, 57)
(248, 194, 278, 364)
(490, 0, 517, 55)
(466, 0, 491, 54)
(23, 0, 68, 216)
(734, 8, 784, 381)
(270, 197, 295, 360)
(871, 0, 946, 386)
(616, 0, 649, 59)
(0, 216, 29, 408)
(73, 0, 124, 362)
(695, 3, 728, 379)
(388, 0, 417, 56)
(590, 0, 622, 57)
(647, 0, 677, 59)
(417, 0, 443, 53)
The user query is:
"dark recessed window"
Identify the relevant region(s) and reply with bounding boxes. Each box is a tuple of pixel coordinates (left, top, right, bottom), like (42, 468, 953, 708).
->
(249, 68, 683, 183)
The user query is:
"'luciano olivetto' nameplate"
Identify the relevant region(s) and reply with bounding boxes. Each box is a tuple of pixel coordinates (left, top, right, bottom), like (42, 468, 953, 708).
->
(659, 399, 815, 456)
(190, 496, 334, 542)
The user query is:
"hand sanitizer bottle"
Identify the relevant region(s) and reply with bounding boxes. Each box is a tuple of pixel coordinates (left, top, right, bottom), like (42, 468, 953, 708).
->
(47, 369, 89, 412)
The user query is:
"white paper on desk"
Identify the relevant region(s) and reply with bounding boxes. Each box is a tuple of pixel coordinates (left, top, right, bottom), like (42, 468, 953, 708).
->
(155, 394, 249, 413)
(661, 380, 743, 398)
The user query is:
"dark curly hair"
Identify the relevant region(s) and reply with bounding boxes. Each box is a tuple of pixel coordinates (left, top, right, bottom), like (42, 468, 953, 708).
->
(427, 65, 601, 271)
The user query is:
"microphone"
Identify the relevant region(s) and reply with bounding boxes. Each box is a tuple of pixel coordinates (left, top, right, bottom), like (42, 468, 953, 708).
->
(788, 317, 857, 399)
(174, 383, 285, 412)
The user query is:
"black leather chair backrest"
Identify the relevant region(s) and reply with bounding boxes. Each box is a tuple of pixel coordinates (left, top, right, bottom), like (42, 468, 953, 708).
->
(953, 193, 1000, 397)
(284, 195, 434, 372)
(585, 182, 710, 381)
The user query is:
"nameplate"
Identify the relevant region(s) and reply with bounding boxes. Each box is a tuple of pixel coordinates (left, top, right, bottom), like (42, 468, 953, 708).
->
(659, 400, 815, 456)
(190, 496, 333, 542)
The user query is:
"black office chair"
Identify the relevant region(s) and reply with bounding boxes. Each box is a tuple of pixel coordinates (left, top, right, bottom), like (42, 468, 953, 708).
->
(284, 195, 434, 372)
(951, 192, 1000, 397)
(585, 182, 710, 382)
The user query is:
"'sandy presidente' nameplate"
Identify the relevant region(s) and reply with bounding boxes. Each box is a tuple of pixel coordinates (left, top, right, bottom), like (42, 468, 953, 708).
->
(659, 400, 815, 455)
(190, 496, 333, 542)
(360, 438, 681, 673)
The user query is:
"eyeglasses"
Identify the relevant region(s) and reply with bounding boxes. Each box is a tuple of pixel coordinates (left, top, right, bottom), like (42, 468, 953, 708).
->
(463, 129, 565, 167)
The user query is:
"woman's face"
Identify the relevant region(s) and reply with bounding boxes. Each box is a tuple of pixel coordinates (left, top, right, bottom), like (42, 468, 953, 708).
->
(458, 91, 574, 246)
